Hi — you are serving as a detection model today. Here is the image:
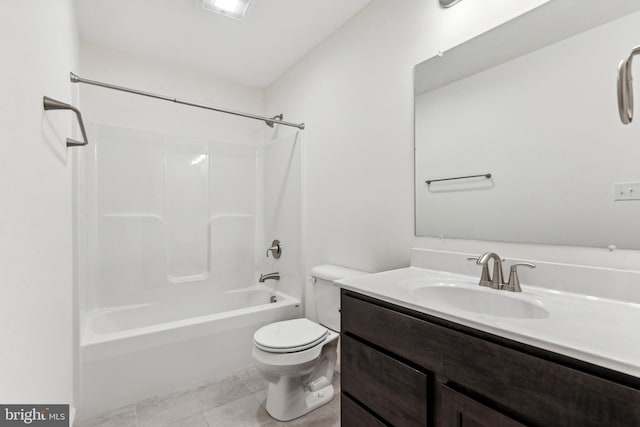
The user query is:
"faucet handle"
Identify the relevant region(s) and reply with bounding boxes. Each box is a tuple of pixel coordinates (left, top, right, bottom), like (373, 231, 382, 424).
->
(266, 239, 282, 259)
(467, 256, 491, 287)
(506, 262, 536, 292)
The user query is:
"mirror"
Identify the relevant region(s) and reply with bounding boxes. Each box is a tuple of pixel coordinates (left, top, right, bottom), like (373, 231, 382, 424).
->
(414, 0, 640, 249)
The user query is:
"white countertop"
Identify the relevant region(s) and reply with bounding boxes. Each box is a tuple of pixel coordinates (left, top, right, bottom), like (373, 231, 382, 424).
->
(337, 267, 640, 378)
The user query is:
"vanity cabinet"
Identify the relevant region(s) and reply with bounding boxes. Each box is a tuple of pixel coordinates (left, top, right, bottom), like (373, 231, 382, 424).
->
(340, 290, 640, 427)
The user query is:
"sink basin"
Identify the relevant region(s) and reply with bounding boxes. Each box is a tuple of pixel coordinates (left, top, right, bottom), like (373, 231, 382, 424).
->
(411, 285, 550, 319)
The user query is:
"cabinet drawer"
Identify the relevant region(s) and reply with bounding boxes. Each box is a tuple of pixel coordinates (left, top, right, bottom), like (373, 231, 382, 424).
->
(341, 393, 387, 427)
(341, 334, 428, 427)
(341, 291, 444, 369)
(439, 384, 526, 427)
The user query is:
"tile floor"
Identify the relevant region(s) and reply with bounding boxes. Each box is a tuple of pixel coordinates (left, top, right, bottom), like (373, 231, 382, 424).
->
(76, 368, 341, 427)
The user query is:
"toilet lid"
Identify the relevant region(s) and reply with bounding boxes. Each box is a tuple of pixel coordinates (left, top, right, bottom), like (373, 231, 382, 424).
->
(254, 318, 329, 353)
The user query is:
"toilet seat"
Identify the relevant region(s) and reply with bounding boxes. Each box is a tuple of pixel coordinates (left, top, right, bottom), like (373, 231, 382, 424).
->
(254, 318, 329, 353)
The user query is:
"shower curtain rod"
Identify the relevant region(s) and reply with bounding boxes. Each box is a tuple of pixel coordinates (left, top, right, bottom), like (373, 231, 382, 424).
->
(69, 72, 305, 130)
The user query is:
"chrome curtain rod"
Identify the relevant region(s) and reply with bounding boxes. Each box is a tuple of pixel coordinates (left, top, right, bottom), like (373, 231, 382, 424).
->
(69, 72, 305, 130)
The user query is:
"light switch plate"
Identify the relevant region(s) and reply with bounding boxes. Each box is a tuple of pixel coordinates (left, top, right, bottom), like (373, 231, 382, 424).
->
(613, 182, 640, 201)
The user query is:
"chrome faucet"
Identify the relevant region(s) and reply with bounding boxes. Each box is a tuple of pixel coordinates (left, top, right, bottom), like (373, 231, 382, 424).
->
(259, 272, 280, 283)
(469, 252, 536, 292)
(476, 252, 504, 289)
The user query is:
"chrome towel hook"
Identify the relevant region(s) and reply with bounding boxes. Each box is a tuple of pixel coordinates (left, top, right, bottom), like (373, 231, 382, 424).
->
(43, 96, 89, 147)
(617, 45, 640, 125)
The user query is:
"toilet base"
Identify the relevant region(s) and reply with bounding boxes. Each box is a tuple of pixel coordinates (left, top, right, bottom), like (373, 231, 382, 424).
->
(264, 377, 335, 422)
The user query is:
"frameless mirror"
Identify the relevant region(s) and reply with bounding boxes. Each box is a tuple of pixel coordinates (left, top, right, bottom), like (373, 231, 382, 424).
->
(414, 0, 640, 249)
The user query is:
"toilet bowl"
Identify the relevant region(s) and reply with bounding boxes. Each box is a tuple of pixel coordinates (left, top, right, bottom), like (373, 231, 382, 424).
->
(251, 265, 367, 421)
(252, 318, 339, 421)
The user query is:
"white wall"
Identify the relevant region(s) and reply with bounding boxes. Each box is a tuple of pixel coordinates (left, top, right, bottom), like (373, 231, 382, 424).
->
(262, 0, 640, 319)
(0, 0, 78, 404)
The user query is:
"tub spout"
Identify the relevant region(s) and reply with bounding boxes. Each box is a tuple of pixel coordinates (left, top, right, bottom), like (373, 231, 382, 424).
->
(259, 272, 280, 282)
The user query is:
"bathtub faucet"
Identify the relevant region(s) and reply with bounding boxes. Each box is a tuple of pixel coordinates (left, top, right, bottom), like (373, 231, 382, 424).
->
(259, 272, 280, 283)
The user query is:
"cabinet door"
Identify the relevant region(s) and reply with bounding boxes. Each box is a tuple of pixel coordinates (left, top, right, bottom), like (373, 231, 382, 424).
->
(342, 335, 429, 427)
(440, 385, 526, 427)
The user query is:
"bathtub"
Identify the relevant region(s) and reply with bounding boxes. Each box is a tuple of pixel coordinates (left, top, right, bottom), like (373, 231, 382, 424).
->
(79, 285, 301, 419)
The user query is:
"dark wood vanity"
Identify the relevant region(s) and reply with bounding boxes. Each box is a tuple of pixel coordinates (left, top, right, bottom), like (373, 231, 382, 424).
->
(340, 289, 640, 427)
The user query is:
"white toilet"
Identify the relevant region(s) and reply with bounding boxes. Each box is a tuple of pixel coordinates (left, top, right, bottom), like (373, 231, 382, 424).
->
(251, 264, 367, 421)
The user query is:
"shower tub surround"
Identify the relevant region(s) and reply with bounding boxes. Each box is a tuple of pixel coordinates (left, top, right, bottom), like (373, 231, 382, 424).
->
(76, 124, 303, 418)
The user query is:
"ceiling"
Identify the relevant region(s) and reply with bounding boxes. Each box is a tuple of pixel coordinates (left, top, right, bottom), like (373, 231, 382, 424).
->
(75, 0, 371, 88)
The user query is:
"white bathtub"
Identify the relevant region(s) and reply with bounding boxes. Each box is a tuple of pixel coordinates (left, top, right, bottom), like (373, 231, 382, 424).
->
(79, 286, 301, 418)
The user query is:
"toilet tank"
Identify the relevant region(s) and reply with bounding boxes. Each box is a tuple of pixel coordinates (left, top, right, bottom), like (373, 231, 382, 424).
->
(310, 264, 368, 331)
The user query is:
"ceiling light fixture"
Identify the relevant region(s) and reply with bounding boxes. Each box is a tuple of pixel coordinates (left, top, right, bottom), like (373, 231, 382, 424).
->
(440, 0, 463, 7)
(202, 0, 252, 20)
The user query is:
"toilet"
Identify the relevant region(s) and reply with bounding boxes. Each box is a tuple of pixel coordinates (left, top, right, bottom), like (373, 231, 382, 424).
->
(251, 264, 367, 421)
